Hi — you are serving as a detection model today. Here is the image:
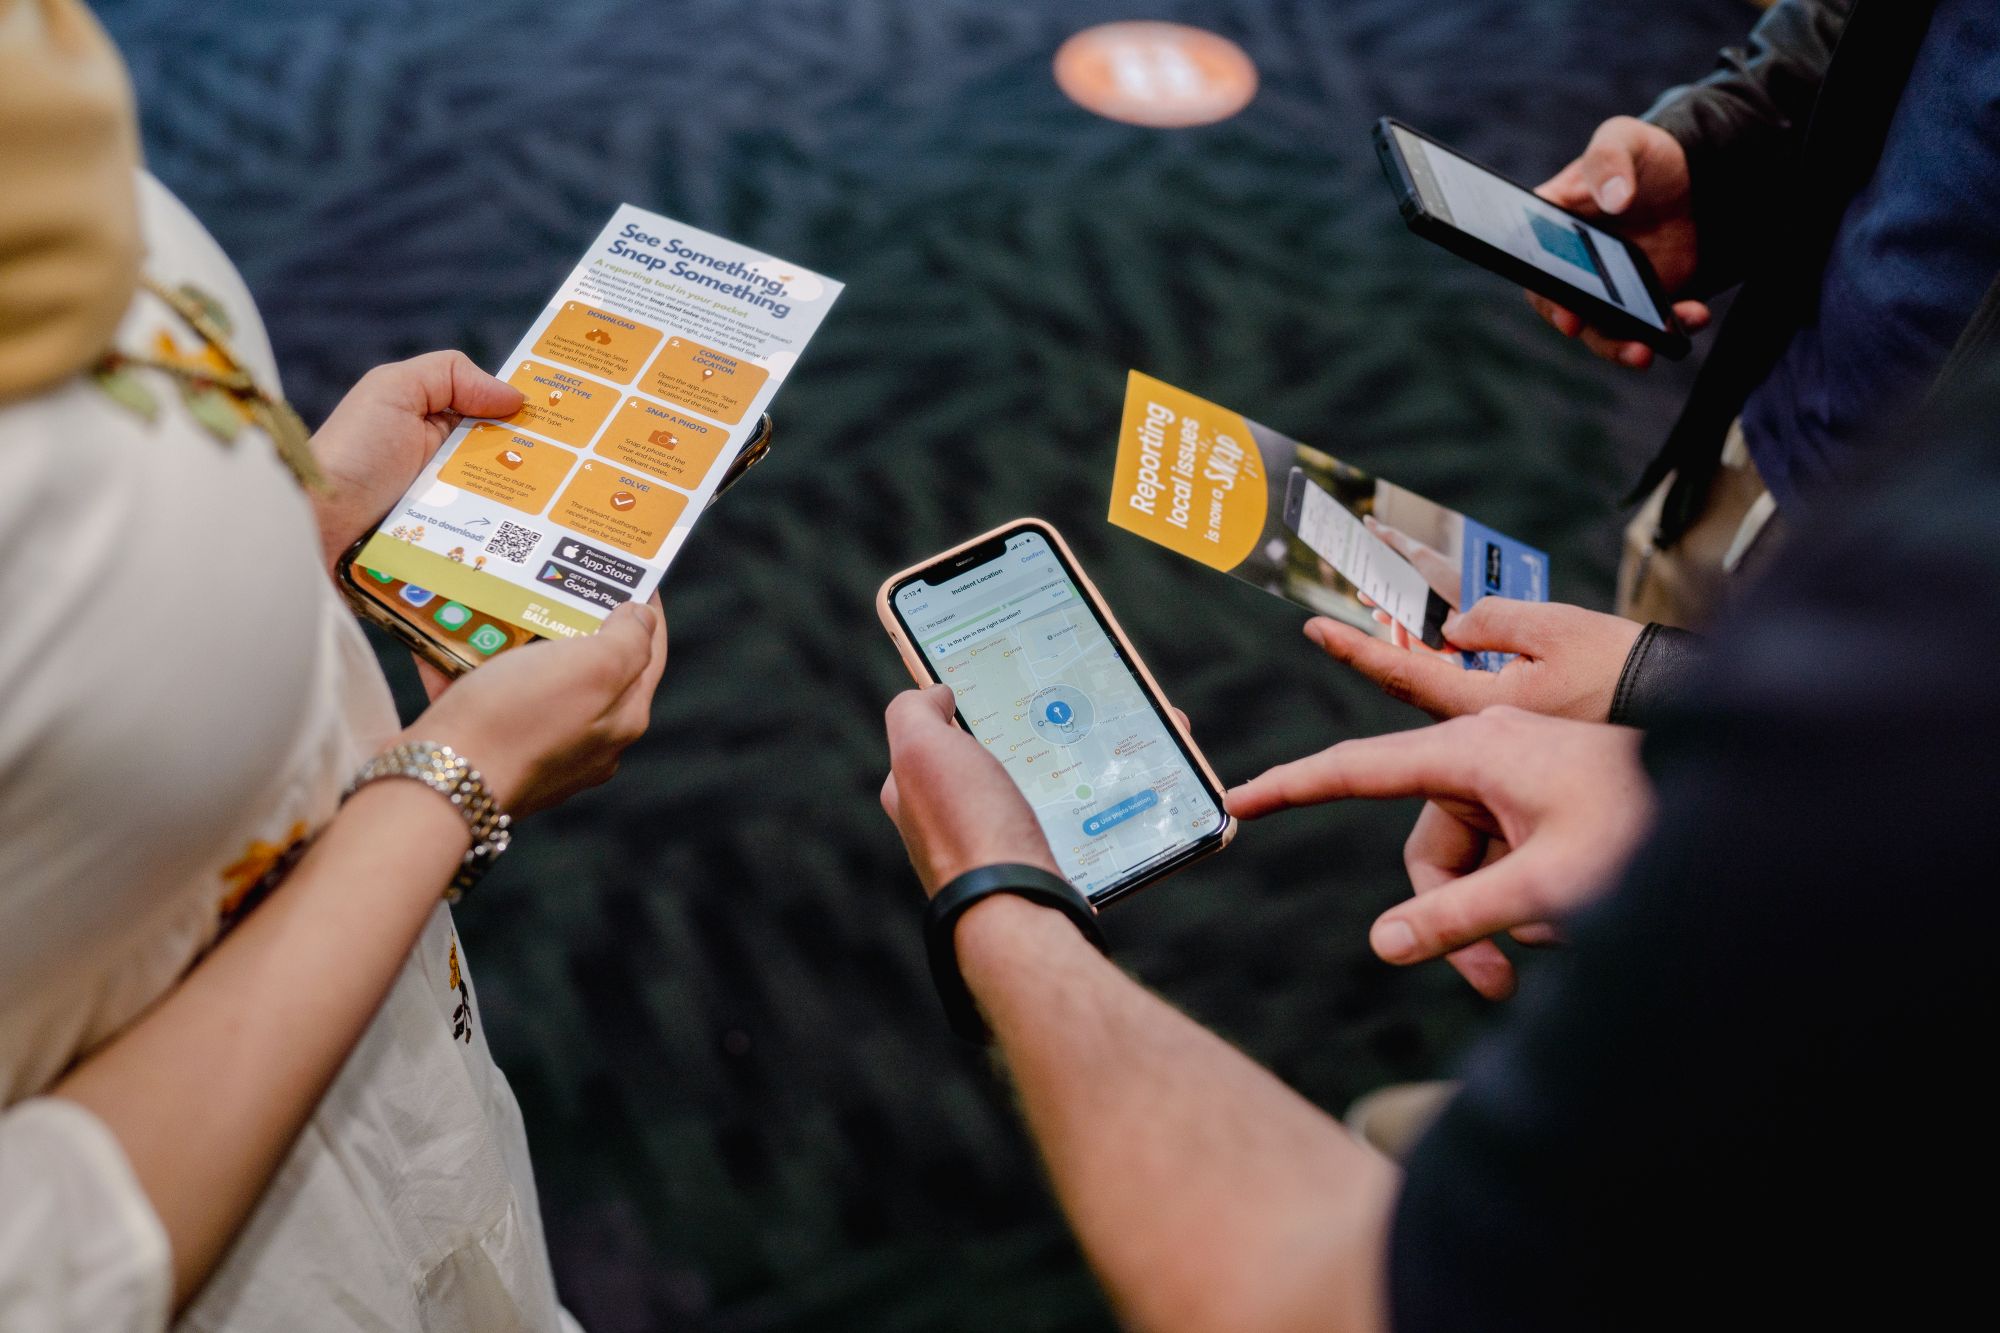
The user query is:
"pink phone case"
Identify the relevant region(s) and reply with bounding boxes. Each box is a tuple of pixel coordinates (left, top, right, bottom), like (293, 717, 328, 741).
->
(875, 517, 1237, 897)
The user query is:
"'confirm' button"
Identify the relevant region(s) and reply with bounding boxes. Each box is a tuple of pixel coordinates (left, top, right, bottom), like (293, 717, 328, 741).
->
(1081, 789, 1158, 838)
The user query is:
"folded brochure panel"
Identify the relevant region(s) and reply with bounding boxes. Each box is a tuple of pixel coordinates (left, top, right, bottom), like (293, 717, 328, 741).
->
(1106, 370, 1547, 671)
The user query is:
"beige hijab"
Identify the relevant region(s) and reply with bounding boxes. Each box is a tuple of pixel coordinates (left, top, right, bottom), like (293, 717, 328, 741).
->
(0, 0, 143, 404)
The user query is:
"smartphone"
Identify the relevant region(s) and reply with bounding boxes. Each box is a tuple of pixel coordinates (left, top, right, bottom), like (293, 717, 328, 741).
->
(339, 413, 772, 676)
(878, 519, 1235, 906)
(1373, 117, 1690, 358)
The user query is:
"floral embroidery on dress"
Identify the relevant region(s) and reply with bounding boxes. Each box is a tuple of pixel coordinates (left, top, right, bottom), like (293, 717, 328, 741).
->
(145, 323, 260, 445)
(214, 821, 310, 939)
(447, 936, 474, 1044)
(86, 283, 256, 444)
(88, 281, 320, 490)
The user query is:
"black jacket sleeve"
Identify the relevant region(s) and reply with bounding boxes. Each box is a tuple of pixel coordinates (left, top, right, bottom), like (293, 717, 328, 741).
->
(1606, 623, 1706, 728)
(1643, 0, 1855, 294)
(1388, 362, 2000, 1333)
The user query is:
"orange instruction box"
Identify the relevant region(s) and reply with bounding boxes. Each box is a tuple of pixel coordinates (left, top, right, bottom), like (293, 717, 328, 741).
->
(438, 424, 576, 515)
(503, 360, 618, 447)
(640, 336, 769, 425)
(531, 301, 664, 384)
(595, 397, 728, 490)
(549, 460, 688, 559)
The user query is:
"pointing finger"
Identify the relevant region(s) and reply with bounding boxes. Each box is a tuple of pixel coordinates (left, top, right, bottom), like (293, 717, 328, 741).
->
(1227, 721, 1485, 821)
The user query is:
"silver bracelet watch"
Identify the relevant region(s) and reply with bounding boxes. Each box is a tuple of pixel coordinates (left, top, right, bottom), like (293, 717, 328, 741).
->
(343, 741, 512, 902)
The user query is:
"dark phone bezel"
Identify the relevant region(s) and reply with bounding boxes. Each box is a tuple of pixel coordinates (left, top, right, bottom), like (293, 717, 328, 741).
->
(885, 518, 1231, 909)
(1373, 116, 1691, 359)
(337, 413, 772, 677)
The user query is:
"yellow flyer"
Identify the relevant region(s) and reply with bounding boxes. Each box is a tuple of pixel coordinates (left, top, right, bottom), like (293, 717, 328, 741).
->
(355, 207, 842, 638)
(1108, 370, 1548, 668)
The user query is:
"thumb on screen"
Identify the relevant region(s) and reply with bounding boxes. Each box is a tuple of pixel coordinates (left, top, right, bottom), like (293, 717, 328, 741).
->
(1575, 126, 1641, 215)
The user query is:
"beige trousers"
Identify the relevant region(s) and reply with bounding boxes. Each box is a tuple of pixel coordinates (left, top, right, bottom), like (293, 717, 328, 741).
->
(1616, 421, 1785, 630)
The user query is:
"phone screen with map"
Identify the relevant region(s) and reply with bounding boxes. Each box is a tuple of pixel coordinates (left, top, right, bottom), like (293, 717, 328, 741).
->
(888, 524, 1228, 903)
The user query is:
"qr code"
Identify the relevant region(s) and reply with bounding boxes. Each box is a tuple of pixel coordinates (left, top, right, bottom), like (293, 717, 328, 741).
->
(484, 521, 543, 564)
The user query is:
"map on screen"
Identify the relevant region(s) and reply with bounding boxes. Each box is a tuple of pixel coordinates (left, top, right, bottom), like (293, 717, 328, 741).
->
(893, 531, 1223, 897)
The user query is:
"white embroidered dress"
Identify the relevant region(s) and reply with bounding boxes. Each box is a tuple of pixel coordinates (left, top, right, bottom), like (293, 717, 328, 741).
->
(0, 174, 574, 1332)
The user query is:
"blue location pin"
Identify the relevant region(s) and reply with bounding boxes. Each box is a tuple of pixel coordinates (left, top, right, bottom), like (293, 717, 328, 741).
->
(1046, 700, 1073, 725)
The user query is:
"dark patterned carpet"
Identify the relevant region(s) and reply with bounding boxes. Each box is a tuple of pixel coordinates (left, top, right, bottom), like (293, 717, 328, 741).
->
(100, 1, 1752, 1327)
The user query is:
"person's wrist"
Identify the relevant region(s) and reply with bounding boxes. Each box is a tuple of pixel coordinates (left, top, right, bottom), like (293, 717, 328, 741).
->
(395, 723, 525, 812)
(307, 469, 365, 571)
(952, 887, 1094, 993)
(956, 888, 1063, 945)
(921, 847, 1062, 899)
(345, 738, 514, 900)
(1579, 616, 1644, 721)
(923, 862, 1103, 1042)
(314, 511, 352, 578)
(339, 771, 474, 853)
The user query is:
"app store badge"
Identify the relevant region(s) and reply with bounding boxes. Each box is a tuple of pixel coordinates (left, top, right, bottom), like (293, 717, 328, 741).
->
(552, 538, 643, 588)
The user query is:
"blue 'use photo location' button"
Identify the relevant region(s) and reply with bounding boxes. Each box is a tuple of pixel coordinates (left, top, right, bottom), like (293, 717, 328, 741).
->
(1080, 788, 1158, 838)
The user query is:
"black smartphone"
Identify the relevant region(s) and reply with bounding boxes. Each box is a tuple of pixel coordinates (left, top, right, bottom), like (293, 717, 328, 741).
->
(1374, 117, 1690, 359)
(339, 413, 772, 676)
(878, 519, 1235, 907)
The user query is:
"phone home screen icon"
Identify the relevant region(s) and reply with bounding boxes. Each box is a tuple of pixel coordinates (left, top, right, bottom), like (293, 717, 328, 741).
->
(433, 602, 474, 632)
(468, 624, 510, 656)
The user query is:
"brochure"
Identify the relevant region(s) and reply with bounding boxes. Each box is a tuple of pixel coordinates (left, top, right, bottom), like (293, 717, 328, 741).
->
(1106, 370, 1547, 671)
(355, 207, 842, 639)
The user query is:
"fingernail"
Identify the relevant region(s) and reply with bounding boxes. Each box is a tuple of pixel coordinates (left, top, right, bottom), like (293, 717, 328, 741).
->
(1441, 611, 1462, 636)
(1597, 176, 1633, 212)
(1371, 919, 1419, 962)
(1622, 345, 1648, 367)
(626, 602, 655, 630)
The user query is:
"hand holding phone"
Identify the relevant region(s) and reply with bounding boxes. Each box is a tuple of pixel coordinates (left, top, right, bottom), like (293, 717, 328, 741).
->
(881, 683, 1067, 894)
(1529, 116, 1712, 368)
(879, 520, 1233, 906)
(311, 352, 526, 576)
(1375, 116, 1696, 361)
(404, 598, 667, 816)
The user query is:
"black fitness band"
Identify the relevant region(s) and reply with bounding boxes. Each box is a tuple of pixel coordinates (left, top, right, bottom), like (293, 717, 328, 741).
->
(924, 863, 1107, 1044)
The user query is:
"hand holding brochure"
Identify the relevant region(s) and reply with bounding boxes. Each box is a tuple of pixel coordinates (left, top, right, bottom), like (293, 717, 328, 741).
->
(356, 207, 841, 639)
(1106, 371, 1547, 671)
